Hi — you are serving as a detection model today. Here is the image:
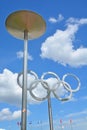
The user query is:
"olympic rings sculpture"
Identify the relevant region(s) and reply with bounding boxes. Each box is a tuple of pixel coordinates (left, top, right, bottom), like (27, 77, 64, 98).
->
(17, 70, 80, 102)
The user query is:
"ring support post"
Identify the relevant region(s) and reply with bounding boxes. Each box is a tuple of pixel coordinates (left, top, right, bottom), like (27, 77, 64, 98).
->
(48, 94, 54, 130)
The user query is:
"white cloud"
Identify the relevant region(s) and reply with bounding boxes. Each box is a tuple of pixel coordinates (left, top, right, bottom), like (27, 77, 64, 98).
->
(0, 69, 22, 106)
(41, 18, 87, 67)
(66, 17, 87, 25)
(58, 14, 64, 22)
(0, 108, 29, 121)
(0, 69, 38, 106)
(49, 14, 64, 23)
(66, 109, 87, 118)
(0, 129, 6, 130)
(0, 107, 30, 121)
(49, 17, 58, 23)
(0, 108, 21, 121)
(17, 51, 33, 60)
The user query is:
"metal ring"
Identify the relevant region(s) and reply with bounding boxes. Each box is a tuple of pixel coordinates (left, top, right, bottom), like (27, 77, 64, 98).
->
(53, 81, 72, 101)
(17, 72, 23, 88)
(17, 70, 80, 101)
(41, 72, 60, 90)
(17, 70, 38, 90)
(62, 73, 81, 92)
(29, 79, 50, 101)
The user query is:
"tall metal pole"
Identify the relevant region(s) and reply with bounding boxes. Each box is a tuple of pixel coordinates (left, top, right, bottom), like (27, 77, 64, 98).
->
(21, 30, 28, 130)
(5, 9, 46, 130)
(48, 94, 54, 130)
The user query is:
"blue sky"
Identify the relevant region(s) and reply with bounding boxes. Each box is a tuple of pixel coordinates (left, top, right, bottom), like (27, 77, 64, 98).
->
(0, 0, 87, 130)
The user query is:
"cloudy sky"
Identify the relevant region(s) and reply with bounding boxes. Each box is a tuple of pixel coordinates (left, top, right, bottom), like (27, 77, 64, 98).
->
(0, 0, 87, 130)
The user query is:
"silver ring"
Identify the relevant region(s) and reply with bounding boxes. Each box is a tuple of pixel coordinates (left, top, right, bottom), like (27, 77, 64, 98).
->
(17, 70, 80, 102)
(53, 81, 72, 101)
(62, 73, 81, 92)
(17, 70, 38, 90)
(29, 79, 50, 101)
(41, 72, 60, 90)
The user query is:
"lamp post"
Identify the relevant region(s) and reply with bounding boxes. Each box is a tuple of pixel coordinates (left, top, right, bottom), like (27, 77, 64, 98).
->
(5, 10, 46, 130)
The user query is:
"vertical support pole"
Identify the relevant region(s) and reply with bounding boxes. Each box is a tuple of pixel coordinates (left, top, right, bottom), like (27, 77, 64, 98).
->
(48, 94, 54, 130)
(21, 30, 28, 130)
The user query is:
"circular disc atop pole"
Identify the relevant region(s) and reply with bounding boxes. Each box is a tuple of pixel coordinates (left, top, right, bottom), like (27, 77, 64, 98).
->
(5, 10, 46, 40)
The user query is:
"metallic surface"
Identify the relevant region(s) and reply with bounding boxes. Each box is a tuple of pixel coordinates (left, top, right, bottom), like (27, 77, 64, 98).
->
(62, 73, 81, 92)
(48, 95, 54, 130)
(21, 30, 28, 130)
(29, 79, 50, 101)
(5, 10, 46, 40)
(17, 70, 38, 89)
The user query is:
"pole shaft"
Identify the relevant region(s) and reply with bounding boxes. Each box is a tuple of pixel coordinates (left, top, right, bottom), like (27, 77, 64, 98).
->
(21, 30, 28, 130)
(48, 94, 54, 130)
